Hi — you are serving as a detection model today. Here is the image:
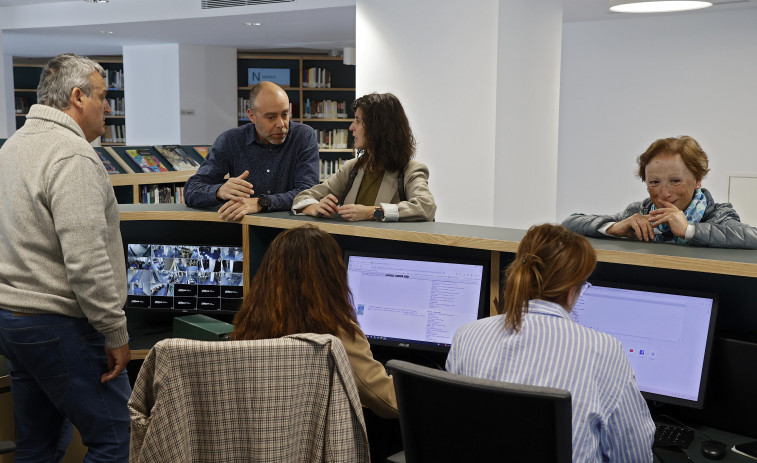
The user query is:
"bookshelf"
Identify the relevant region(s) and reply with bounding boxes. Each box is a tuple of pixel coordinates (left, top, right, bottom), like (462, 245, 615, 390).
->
(12, 56, 126, 146)
(99, 145, 210, 204)
(237, 54, 356, 180)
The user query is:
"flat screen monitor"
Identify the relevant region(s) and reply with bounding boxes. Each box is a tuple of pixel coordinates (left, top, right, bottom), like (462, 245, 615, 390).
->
(125, 243, 244, 313)
(344, 251, 488, 352)
(571, 281, 717, 408)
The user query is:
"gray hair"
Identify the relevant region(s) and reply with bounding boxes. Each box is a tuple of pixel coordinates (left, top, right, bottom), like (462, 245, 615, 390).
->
(37, 53, 106, 110)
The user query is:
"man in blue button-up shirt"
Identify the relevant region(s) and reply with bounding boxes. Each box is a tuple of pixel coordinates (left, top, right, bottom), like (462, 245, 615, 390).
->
(184, 81, 319, 221)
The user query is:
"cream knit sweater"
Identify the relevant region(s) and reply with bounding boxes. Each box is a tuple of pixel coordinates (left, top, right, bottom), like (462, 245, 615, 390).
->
(0, 104, 128, 348)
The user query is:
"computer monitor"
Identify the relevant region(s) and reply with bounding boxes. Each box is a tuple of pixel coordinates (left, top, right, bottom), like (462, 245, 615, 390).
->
(571, 281, 717, 408)
(125, 243, 244, 313)
(344, 251, 489, 352)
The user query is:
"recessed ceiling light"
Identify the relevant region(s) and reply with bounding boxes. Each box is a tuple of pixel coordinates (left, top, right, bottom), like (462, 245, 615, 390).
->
(609, 0, 712, 13)
(83, 0, 110, 3)
(99, 30, 114, 34)
(244, 22, 263, 26)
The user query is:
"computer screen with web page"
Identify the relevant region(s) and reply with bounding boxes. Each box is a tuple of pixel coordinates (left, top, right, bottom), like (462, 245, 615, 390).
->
(572, 281, 717, 408)
(345, 251, 489, 352)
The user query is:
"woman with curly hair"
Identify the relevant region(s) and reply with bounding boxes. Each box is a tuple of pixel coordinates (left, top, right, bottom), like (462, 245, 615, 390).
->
(292, 92, 436, 222)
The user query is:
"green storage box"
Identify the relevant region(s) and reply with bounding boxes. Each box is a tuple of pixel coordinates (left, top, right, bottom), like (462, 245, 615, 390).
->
(173, 314, 233, 341)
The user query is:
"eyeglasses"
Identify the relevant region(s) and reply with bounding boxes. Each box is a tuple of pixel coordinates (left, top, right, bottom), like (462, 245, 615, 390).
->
(579, 282, 592, 298)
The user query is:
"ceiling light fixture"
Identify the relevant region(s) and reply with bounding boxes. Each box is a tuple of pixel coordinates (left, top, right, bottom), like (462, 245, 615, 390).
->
(83, 0, 110, 3)
(609, 0, 712, 13)
(244, 21, 262, 26)
(99, 30, 114, 34)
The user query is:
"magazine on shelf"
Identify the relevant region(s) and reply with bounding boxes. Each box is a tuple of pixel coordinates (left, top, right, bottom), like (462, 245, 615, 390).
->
(93, 146, 126, 174)
(154, 145, 200, 171)
(126, 148, 170, 173)
(193, 146, 210, 159)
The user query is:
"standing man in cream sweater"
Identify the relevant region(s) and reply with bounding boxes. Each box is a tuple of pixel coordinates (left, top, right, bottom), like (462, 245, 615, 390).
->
(0, 54, 130, 461)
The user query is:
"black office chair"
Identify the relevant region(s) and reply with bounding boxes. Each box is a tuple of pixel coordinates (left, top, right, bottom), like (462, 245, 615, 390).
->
(385, 360, 573, 463)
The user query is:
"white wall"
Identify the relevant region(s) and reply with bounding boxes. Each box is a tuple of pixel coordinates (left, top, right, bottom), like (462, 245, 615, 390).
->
(356, 0, 499, 226)
(494, 0, 563, 229)
(0, 32, 14, 138)
(124, 44, 181, 145)
(557, 9, 757, 223)
(178, 45, 236, 145)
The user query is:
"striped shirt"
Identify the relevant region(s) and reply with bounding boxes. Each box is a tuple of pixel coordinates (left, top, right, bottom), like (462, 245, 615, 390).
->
(446, 300, 655, 463)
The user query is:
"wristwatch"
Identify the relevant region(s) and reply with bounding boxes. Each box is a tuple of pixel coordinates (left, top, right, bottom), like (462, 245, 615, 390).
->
(373, 206, 384, 221)
(258, 195, 271, 211)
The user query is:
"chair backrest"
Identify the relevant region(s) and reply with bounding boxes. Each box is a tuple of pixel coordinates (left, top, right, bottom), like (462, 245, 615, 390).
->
(387, 359, 572, 463)
(129, 333, 369, 463)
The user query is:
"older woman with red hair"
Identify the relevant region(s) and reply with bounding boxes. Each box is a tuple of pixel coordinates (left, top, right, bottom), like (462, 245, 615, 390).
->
(563, 136, 757, 249)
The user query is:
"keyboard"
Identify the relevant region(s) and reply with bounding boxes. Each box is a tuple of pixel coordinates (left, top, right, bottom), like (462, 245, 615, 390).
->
(654, 424, 695, 449)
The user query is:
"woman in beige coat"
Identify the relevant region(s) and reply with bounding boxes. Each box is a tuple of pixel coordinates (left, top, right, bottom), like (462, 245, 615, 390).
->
(292, 92, 436, 222)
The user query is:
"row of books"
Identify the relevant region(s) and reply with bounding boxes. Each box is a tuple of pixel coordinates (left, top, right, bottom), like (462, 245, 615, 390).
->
(106, 69, 124, 90)
(237, 98, 295, 119)
(14, 97, 31, 114)
(102, 124, 125, 144)
(93, 145, 210, 175)
(302, 67, 332, 88)
(304, 99, 349, 119)
(320, 158, 347, 180)
(314, 129, 350, 150)
(141, 184, 185, 204)
(108, 97, 125, 116)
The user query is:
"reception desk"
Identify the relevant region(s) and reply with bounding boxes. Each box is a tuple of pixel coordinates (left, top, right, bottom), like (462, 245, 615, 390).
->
(120, 203, 757, 440)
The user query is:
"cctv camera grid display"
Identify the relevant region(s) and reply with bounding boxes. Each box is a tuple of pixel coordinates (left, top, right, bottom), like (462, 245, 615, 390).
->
(126, 243, 244, 311)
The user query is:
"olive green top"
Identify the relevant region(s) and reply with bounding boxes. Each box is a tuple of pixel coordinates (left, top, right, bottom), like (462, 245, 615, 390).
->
(355, 169, 384, 206)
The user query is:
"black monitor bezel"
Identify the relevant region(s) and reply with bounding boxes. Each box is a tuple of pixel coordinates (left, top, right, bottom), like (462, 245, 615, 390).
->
(584, 280, 718, 409)
(343, 249, 490, 353)
(124, 242, 244, 315)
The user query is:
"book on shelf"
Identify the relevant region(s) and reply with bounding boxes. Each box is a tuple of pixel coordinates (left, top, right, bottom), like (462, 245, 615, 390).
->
(105, 69, 124, 90)
(304, 99, 348, 119)
(154, 145, 200, 171)
(141, 184, 185, 204)
(237, 99, 294, 120)
(102, 124, 125, 144)
(303, 67, 331, 88)
(193, 146, 210, 159)
(126, 148, 170, 173)
(107, 97, 125, 116)
(14, 96, 30, 114)
(319, 158, 346, 180)
(314, 129, 350, 150)
(93, 146, 126, 174)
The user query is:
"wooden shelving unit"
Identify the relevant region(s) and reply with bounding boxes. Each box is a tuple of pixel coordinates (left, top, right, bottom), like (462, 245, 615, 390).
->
(13, 56, 126, 145)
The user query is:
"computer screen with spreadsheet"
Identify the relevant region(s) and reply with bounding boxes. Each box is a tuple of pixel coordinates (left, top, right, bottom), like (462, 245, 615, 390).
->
(571, 281, 717, 408)
(344, 251, 489, 352)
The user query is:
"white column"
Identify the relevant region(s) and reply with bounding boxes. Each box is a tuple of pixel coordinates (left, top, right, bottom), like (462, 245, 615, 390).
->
(123, 44, 182, 145)
(356, 0, 499, 226)
(0, 31, 15, 138)
(177, 44, 236, 145)
(493, 0, 564, 229)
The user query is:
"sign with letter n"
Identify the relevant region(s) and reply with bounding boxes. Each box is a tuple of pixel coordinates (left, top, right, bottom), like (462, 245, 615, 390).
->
(248, 68, 290, 86)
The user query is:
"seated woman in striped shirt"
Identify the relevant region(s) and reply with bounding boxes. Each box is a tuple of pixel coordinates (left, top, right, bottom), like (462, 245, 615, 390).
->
(446, 223, 655, 462)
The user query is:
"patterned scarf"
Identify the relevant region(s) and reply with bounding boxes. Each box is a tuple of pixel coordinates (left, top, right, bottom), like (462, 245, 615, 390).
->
(651, 189, 707, 244)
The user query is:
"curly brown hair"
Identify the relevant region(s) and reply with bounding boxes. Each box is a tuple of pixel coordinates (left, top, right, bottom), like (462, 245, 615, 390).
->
(231, 225, 358, 341)
(501, 224, 596, 331)
(637, 136, 710, 182)
(352, 92, 416, 172)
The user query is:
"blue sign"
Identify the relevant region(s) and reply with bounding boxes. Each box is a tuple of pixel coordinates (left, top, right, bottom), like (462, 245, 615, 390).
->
(248, 68, 290, 86)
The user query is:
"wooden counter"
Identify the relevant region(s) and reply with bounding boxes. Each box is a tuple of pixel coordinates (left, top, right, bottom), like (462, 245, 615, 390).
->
(120, 203, 757, 278)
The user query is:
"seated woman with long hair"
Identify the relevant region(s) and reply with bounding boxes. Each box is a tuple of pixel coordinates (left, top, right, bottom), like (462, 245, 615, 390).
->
(446, 224, 655, 462)
(291, 92, 436, 222)
(231, 225, 397, 418)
